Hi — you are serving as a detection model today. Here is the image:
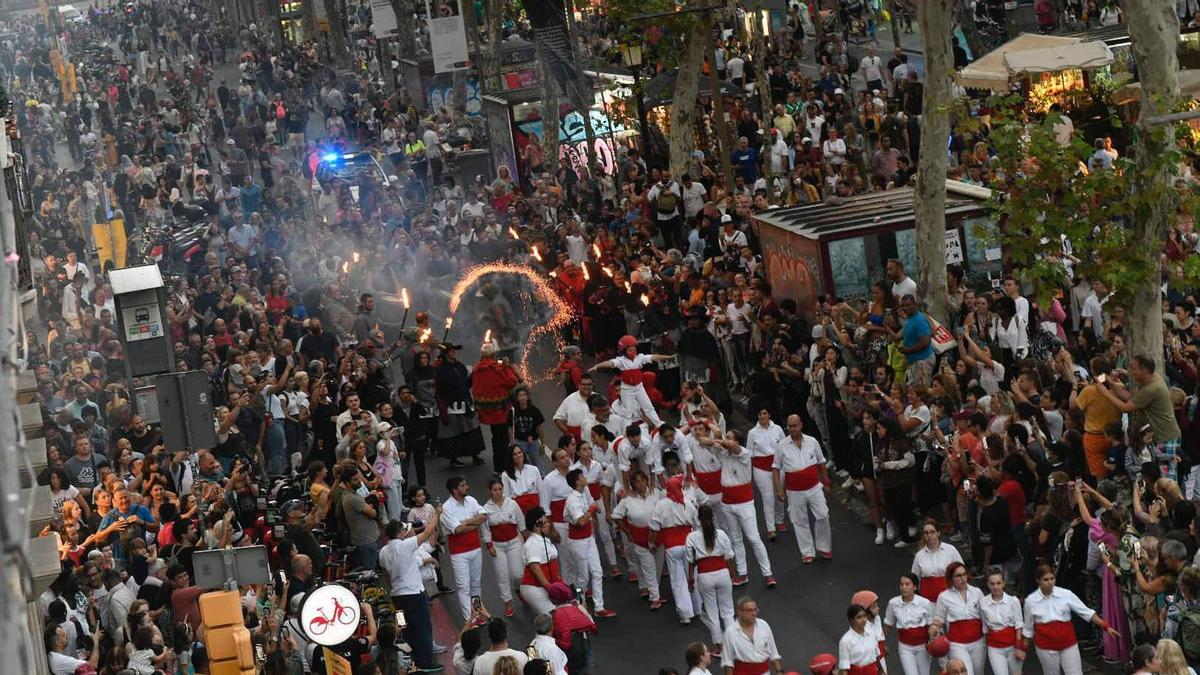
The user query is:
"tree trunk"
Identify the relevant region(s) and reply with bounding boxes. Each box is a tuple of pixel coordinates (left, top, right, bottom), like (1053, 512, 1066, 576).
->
(914, 0, 952, 323)
(391, 0, 415, 61)
(1124, 0, 1181, 373)
(302, 0, 319, 43)
(323, 0, 349, 65)
(478, 0, 504, 93)
(750, 5, 774, 185)
(953, 0, 986, 62)
(539, 45, 561, 178)
(669, 23, 707, 178)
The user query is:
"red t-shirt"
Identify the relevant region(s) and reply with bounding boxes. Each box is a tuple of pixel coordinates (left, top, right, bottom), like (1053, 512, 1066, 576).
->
(997, 479, 1026, 527)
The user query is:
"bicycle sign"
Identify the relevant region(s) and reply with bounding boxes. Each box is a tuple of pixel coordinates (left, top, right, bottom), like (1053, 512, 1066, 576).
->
(299, 584, 361, 646)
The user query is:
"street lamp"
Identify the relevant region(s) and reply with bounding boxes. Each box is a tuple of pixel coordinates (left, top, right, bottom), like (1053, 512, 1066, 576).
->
(619, 43, 651, 161)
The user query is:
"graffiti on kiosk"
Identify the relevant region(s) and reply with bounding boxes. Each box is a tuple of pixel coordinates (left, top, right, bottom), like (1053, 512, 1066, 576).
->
(560, 137, 618, 177)
(428, 79, 482, 116)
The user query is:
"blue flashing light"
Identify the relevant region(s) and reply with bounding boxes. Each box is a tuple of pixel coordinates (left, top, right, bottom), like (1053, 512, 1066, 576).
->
(321, 153, 340, 164)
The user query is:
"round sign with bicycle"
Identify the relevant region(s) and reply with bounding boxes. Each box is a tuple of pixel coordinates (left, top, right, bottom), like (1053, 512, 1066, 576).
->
(298, 583, 361, 646)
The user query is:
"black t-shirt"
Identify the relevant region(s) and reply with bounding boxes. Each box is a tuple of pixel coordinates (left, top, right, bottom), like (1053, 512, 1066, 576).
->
(510, 404, 545, 442)
(299, 330, 339, 364)
(977, 497, 1016, 564)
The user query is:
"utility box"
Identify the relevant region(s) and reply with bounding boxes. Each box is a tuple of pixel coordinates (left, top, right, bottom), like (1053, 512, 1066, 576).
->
(156, 371, 217, 450)
(110, 265, 172, 377)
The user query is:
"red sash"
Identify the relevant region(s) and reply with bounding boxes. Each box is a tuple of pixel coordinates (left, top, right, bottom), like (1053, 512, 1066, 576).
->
(514, 493, 540, 513)
(448, 530, 482, 554)
(567, 425, 582, 442)
(659, 525, 692, 549)
(695, 470, 722, 495)
(732, 661, 770, 675)
(627, 523, 651, 548)
(696, 556, 727, 574)
(521, 558, 560, 587)
(549, 499, 567, 523)
(491, 523, 519, 542)
(620, 370, 644, 386)
(569, 520, 594, 539)
(785, 465, 820, 491)
(947, 619, 984, 644)
(751, 455, 775, 471)
(848, 664, 879, 675)
(587, 484, 602, 500)
(722, 482, 754, 504)
(898, 627, 929, 646)
(987, 626, 1018, 648)
(1033, 621, 1076, 650)
(919, 576, 948, 603)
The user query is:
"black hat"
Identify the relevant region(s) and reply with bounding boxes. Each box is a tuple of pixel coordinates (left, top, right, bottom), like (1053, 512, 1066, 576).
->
(438, 342, 463, 352)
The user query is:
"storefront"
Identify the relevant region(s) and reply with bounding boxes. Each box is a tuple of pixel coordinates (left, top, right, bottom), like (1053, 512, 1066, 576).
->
(957, 32, 1113, 111)
(751, 182, 1001, 311)
(398, 38, 539, 118)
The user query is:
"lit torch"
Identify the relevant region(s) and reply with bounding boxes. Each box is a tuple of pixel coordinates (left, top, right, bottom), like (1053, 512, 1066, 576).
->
(640, 293, 651, 307)
(441, 316, 454, 345)
(483, 329, 492, 349)
(624, 281, 632, 293)
(352, 251, 360, 264)
(419, 328, 432, 344)
(602, 267, 613, 278)
(531, 245, 543, 262)
(582, 266, 590, 281)
(592, 243, 602, 259)
(399, 288, 411, 329)
(341, 261, 350, 274)
(509, 227, 520, 239)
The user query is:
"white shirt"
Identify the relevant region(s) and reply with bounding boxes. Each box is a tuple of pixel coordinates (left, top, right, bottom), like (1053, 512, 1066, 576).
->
(501, 465, 542, 502)
(681, 181, 707, 219)
(727, 56, 745, 80)
(564, 488, 595, 527)
(823, 137, 847, 165)
(981, 592, 1023, 633)
(611, 489, 660, 528)
(772, 433, 826, 476)
(523, 532, 558, 569)
(884, 594, 936, 630)
(650, 496, 698, 534)
(722, 618, 780, 667)
(472, 649, 528, 675)
(726, 302, 754, 335)
(1081, 291, 1106, 339)
(1022, 586, 1094, 638)
(482, 498, 524, 541)
(379, 537, 424, 596)
(530, 634, 569, 675)
(539, 470, 574, 517)
(581, 411, 629, 452)
(440, 495, 484, 540)
(860, 54, 885, 83)
(49, 651, 89, 675)
(553, 391, 591, 428)
(685, 528, 734, 568)
(648, 181, 682, 220)
(747, 422, 785, 460)
(935, 585, 985, 628)
(892, 275, 918, 302)
(912, 543, 964, 579)
(839, 628, 879, 669)
(616, 434, 660, 477)
(718, 445, 753, 487)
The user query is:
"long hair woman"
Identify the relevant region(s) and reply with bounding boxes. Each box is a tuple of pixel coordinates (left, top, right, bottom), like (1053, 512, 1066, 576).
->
(685, 502, 735, 657)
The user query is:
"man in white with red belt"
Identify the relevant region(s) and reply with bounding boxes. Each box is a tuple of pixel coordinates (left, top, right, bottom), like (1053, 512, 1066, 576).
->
(564, 467, 617, 618)
(441, 475, 488, 619)
(552, 374, 595, 443)
(540, 448, 578, 588)
(722, 596, 783, 675)
(580, 395, 629, 457)
(771, 414, 832, 563)
(650, 474, 698, 622)
(689, 421, 726, 513)
(705, 429, 775, 588)
(746, 408, 787, 541)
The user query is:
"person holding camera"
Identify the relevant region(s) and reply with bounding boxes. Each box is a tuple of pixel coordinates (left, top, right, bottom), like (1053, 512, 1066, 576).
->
(46, 620, 103, 675)
(380, 510, 442, 672)
(338, 464, 382, 571)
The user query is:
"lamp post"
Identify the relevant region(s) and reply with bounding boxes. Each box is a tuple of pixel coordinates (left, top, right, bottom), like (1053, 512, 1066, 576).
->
(619, 43, 651, 161)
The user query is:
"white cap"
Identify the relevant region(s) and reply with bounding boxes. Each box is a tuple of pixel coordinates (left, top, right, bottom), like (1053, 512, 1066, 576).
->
(721, 214, 733, 223)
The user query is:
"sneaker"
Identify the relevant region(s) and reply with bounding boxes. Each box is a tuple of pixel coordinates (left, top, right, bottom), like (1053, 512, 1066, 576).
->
(711, 645, 723, 658)
(594, 609, 618, 618)
(679, 617, 692, 625)
(431, 642, 448, 655)
(948, 531, 965, 544)
(841, 476, 856, 489)
(802, 556, 815, 564)
(893, 539, 910, 549)
(885, 522, 896, 541)
(504, 603, 515, 618)
(874, 528, 885, 545)
(775, 523, 787, 533)
(448, 460, 465, 469)
(731, 575, 749, 586)
(818, 550, 833, 560)
(836, 469, 850, 480)
(908, 525, 919, 538)
(649, 599, 665, 611)
(855, 481, 865, 492)
(765, 576, 777, 588)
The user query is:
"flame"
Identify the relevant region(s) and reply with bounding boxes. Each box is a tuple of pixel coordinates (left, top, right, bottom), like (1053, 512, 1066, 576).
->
(446, 262, 576, 383)
(582, 266, 590, 281)
(531, 246, 543, 262)
(509, 227, 520, 239)
(549, 270, 558, 278)
(640, 293, 650, 306)
(483, 329, 492, 344)
(592, 243, 602, 259)
(341, 261, 349, 274)
(602, 267, 613, 278)
(352, 251, 360, 264)
(401, 288, 410, 309)
(419, 328, 431, 343)
(445, 316, 453, 330)
(624, 281, 632, 293)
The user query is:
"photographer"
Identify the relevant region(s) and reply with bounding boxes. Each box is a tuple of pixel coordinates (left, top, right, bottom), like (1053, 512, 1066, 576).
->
(380, 513, 442, 671)
(46, 621, 103, 675)
(338, 464, 383, 570)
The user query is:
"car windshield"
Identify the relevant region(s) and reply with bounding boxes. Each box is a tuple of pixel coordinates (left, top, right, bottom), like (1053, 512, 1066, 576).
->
(316, 152, 383, 186)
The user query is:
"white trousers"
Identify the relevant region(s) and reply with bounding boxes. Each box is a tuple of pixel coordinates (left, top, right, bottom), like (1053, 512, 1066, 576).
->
(629, 543, 663, 600)
(786, 486, 832, 557)
(566, 535, 606, 611)
(663, 545, 694, 620)
(618, 383, 663, 427)
(520, 584, 555, 616)
(1186, 464, 1200, 500)
(696, 570, 734, 645)
(720, 500, 772, 577)
(898, 641, 933, 675)
(987, 645, 1022, 675)
(450, 548, 483, 618)
(595, 508, 619, 569)
(553, 522, 578, 585)
(489, 538, 524, 603)
(1035, 645, 1082, 675)
(948, 639, 987, 675)
(752, 467, 785, 531)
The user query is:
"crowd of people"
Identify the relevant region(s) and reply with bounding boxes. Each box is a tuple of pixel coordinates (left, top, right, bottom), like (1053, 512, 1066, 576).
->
(9, 0, 1200, 674)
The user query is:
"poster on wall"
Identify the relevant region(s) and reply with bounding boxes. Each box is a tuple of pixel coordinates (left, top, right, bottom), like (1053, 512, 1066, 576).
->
(426, 0, 469, 73)
(370, 0, 397, 37)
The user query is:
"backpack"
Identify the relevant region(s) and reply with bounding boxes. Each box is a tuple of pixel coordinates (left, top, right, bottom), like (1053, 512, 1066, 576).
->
(656, 186, 678, 213)
(1178, 603, 1200, 663)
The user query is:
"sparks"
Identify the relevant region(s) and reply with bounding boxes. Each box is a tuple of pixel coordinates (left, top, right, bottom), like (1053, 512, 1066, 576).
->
(445, 317, 453, 329)
(531, 246, 543, 262)
(446, 262, 576, 383)
(640, 293, 651, 306)
(419, 328, 431, 343)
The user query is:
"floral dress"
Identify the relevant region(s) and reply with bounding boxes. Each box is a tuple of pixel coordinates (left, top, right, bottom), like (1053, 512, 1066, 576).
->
(1114, 526, 1155, 655)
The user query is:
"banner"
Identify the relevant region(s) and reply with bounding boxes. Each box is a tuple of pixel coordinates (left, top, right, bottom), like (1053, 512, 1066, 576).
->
(370, 0, 397, 38)
(426, 0, 469, 73)
(523, 0, 582, 103)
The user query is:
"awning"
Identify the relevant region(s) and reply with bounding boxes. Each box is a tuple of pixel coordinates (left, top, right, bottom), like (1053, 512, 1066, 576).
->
(1004, 41, 1114, 75)
(1114, 69, 1200, 105)
(957, 33, 1082, 91)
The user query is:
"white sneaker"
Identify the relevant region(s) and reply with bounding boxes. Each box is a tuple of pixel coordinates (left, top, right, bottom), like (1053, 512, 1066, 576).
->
(893, 539, 910, 549)
(836, 469, 850, 480)
(874, 528, 885, 545)
(885, 522, 896, 541)
(908, 525, 919, 539)
(841, 476, 855, 489)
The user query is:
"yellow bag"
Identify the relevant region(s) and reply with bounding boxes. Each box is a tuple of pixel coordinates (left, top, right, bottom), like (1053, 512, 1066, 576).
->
(881, 9, 891, 22)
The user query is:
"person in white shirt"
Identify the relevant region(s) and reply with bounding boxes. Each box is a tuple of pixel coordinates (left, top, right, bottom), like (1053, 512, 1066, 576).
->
(589, 336, 673, 427)
(46, 623, 102, 675)
(884, 574, 937, 675)
(501, 448, 544, 515)
(1023, 563, 1119, 675)
(747, 408, 787, 540)
(1004, 276, 1030, 329)
(1080, 279, 1108, 340)
(530, 613, 569, 675)
(612, 468, 665, 601)
(482, 478, 526, 618)
(573, 439, 621, 578)
(684, 641, 715, 675)
(710, 430, 775, 586)
(860, 43, 887, 91)
(471, 618, 528, 675)
(839, 602, 883, 675)
(680, 174, 708, 220)
(687, 503, 736, 651)
(772, 414, 832, 562)
(614, 424, 662, 489)
(379, 513, 441, 671)
(980, 569, 1024, 675)
(727, 52, 746, 85)
(441, 476, 488, 619)
(911, 520, 965, 603)
(520, 507, 562, 615)
(723, 596, 783, 673)
(934, 562, 986, 675)
(650, 474, 699, 622)
(887, 258, 919, 302)
(823, 127, 848, 166)
(563, 468, 616, 617)
(540, 449, 579, 585)
(552, 375, 595, 442)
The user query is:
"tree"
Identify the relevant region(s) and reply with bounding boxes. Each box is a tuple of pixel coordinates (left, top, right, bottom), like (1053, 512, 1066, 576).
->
(951, 0, 987, 62)
(302, 0, 319, 44)
(668, 21, 708, 178)
(323, 0, 350, 65)
(390, 0, 416, 61)
(538, 43, 561, 179)
(913, 0, 952, 323)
